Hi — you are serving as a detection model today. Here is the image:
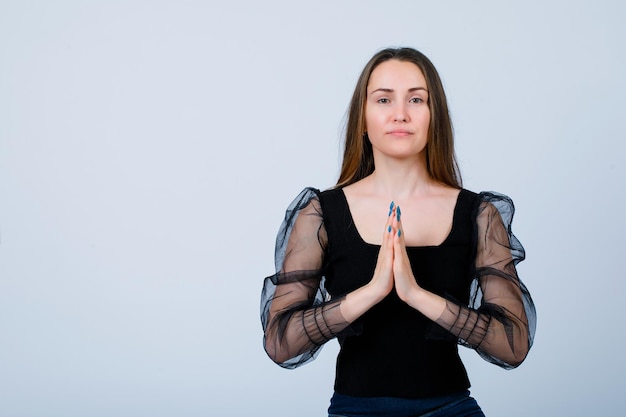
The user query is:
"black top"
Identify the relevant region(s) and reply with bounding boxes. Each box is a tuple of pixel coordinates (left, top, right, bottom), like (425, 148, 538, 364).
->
(320, 188, 475, 397)
(261, 187, 536, 398)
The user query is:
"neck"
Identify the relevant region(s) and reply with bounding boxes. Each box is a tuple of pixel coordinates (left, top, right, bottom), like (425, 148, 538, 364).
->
(367, 154, 434, 199)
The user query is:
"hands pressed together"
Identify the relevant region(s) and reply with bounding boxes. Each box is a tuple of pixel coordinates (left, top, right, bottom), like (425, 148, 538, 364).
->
(370, 202, 422, 304)
(341, 201, 446, 324)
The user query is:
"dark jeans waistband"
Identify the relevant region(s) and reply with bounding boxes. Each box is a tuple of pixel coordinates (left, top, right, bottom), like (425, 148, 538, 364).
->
(328, 390, 485, 417)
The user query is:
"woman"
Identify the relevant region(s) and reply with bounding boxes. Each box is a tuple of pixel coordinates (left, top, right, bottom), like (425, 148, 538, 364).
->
(260, 47, 536, 417)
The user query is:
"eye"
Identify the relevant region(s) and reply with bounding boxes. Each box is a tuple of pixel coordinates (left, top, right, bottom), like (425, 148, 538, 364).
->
(377, 98, 390, 104)
(409, 97, 424, 104)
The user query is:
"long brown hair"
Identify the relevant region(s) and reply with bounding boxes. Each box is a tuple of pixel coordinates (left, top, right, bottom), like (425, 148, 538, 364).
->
(336, 47, 462, 188)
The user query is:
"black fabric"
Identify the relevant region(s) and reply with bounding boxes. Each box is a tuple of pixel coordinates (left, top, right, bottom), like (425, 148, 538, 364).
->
(320, 188, 474, 398)
(261, 186, 536, 397)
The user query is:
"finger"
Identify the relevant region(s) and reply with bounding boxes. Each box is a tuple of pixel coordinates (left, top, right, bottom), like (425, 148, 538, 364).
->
(393, 223, 408, 276)
(384, 222, 394, 255)
(382, 201, 396, 249)
(394, 205, 403, 241)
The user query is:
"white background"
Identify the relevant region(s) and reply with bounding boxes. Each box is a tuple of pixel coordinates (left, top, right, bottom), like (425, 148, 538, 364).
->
(1, 1, 624, 416)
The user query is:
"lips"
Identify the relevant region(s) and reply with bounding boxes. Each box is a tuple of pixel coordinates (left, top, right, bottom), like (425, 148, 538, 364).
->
(387, 129, 413, 136)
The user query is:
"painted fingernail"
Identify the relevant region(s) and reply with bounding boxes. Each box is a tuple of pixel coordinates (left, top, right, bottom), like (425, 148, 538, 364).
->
(388, 225, 392, 233)
(398, 229, 402, 237)
(396, 206, 401, 221)
(390, 201, 395, 210)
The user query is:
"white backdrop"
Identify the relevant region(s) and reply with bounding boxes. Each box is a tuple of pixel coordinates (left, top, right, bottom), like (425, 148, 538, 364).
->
(1, 1, 625, 416)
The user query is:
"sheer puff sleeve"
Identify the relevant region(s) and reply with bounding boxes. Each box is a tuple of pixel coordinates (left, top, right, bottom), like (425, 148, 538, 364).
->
(261, 187, 350, 369)
(435, 192, 537, 369)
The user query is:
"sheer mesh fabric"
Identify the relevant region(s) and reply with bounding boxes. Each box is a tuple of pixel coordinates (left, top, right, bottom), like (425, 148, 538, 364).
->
(260, 188, 350, 368)
(261, 188, 536, 370)
(435, 192, 536, 369)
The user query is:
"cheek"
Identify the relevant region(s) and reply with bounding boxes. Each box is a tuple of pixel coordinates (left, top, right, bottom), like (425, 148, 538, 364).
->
(419, 110, 431, 129)
(365, 109, 386, 127)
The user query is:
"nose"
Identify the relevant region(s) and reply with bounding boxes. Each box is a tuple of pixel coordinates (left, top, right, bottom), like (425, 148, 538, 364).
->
(393, 103, 409, 122)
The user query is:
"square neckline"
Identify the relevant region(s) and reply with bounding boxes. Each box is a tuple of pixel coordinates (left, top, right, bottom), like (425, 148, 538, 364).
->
(337, 187, 465, 249)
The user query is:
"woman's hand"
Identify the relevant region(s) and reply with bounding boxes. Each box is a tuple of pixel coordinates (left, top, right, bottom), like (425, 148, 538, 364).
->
(391, 205, 422, 303)
(389, 205, 446, 320)
(366, 202, 396, 301)
(339, 202, 398, 322)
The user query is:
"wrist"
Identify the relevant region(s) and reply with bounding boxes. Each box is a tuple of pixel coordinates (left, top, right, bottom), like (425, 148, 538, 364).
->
(342, 282, 386, 322)
(405, 287, 446, 322)
(404, 285, 426, 309)
(363, 281, 388, 304)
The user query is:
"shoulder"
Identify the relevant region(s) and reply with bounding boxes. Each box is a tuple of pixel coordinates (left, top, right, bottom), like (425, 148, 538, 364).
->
(456, 190, 520, 229)
(460, 189, 515, 210)
(319, 186, 342, 198)
(457, 188, 479, 202)
(471, 190, 525, 262)
(477, 190, 515, 205)
(284, 186, 346, 217)
(283, 187, 322, 212)
(474, 191, 516, 223)
(318, 186, 344, 205)
(468, 192, 520, 253)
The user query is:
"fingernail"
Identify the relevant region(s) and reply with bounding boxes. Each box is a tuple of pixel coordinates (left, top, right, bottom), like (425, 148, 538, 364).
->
(398, 229, 402, 237)
(388, 225, 392, 233)
(389, 201, 395, 210)
(396, 206, 401, 221)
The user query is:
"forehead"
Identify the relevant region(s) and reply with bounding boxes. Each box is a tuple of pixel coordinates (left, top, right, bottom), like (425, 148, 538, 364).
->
(367, 59, 426, 91)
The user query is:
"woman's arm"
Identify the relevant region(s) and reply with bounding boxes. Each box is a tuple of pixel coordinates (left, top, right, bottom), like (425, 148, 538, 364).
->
(392, 194, 536, 369)
(261, 189, 394, 368)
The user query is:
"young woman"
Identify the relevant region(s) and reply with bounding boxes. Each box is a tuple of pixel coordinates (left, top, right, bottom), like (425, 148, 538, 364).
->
(261, 47, 536, 417)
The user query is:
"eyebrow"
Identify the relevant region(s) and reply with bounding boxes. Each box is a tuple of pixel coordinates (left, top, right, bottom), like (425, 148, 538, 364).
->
(370, 87, 429, 95)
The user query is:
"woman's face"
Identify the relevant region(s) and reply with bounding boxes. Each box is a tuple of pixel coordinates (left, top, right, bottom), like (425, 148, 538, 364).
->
(365, 59, 430, 162)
